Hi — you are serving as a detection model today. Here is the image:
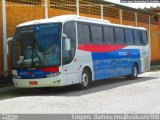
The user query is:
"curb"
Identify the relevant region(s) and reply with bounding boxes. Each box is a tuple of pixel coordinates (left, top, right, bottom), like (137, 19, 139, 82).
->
(0, 86, 15, 93)
(150, 65, 160, 70)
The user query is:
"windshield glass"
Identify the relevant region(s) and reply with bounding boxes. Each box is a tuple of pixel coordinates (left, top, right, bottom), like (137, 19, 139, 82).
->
(13, 23, 61, 69)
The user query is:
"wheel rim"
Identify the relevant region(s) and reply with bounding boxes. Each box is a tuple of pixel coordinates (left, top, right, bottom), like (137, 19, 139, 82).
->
(134, 66, 138, 77)
(81, 73, 88, 87)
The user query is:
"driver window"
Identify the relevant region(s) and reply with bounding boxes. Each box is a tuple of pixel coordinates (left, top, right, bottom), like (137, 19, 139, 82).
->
(62, 21, 76, 65)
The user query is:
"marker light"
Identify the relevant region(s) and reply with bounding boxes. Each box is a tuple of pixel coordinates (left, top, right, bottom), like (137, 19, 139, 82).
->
(12, 75, 21, 79)
(46, 72, 61, 78)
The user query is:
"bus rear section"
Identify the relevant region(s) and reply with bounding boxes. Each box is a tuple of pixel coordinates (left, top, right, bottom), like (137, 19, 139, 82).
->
(76, 21, 150, 83)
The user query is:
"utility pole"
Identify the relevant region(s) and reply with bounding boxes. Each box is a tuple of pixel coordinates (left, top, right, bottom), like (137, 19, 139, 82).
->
(120, 9, 123, 25)
(76, 0, 79, 16)
(2, 0, 8, 78)
(135, 12, 137, 27)
(45, 0, 48, 18)
(101, 5, 103, 19)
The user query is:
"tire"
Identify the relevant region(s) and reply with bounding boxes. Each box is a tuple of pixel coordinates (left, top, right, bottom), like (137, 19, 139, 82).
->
(126, 64, 138, 80)
(79, 69, 91, 89)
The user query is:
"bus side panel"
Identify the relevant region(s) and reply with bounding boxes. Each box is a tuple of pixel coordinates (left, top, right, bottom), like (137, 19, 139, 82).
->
(91, 49, 141, 80)
(139, 45, 150, 73)
(76, 50, 94, 82)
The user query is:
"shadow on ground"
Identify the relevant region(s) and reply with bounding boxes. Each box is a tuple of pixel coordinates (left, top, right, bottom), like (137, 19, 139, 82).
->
(0, 76, 158, 100)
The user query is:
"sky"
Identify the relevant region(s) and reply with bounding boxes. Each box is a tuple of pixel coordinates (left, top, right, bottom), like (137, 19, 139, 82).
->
(106, 0, 160, 9)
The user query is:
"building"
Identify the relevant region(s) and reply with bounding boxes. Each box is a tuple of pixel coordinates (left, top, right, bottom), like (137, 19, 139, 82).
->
(144, 6, 160, 14)
(0, 0, 160, 79)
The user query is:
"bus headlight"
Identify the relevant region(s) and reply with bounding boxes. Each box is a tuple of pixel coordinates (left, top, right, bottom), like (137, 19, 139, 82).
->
(12, 75, 21, 79)
(46, 72, 61, 78)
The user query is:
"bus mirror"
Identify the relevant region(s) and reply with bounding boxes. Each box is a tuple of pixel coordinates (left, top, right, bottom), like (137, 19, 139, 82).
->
(65, 38, 71, 51)
(7, 37, 13, 55)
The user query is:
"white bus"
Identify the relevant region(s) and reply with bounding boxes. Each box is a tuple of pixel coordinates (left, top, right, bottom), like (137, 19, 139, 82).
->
(12, 15, 150, 89)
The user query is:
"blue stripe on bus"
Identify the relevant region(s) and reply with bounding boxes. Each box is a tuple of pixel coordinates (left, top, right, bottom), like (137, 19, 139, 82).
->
(91, 49, 141, 80)
(17, 69, 54, 79)
(17, 66, 59, 79)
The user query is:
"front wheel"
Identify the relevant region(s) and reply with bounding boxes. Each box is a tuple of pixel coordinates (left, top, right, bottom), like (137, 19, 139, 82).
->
(79, 69, 91, 89)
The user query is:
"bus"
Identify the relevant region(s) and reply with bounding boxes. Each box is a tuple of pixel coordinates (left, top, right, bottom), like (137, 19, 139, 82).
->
(12, 15, 150, 89)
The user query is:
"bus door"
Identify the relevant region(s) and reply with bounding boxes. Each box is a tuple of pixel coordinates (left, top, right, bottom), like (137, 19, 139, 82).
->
(62, 21, 79, 85)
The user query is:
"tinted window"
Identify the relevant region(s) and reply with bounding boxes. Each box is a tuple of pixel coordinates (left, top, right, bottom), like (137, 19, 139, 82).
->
(77, 23, 90, 43)
(77, 24, 85, 43)
(133, 30, 141, 45)
(91, 25, 103, 43)
(115, 27, 125, 44)
(84, 25, 91, 43)
(103, 26, 115, 44)
(124, 29, 134, 44)
(141, 31, 148, 45)
(97, 26, 103, 43)
(63, 21, 76, 65)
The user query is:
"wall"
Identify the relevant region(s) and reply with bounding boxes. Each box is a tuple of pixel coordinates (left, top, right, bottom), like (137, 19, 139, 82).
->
(150, 24, 160, 64)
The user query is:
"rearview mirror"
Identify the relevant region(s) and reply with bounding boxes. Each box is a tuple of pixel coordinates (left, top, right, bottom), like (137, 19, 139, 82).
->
(65, 38, 71, 51)
(7, 37, 13, 55)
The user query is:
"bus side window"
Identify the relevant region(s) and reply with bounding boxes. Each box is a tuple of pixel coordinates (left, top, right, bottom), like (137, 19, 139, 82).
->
(103, 26, 115, 44)
(115, 27, 125, 44)
(133, 30, 142, 45)
(124, 29, 134, 45)
(63, 21, 76, 65)
(141, 31, 148, 45)
(90, 25, 103, 43)
(97, 26, 103, 43)
(77, 23, 90, 43)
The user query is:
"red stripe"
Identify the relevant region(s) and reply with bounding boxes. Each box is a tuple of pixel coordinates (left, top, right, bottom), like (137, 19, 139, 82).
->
(78, 44, 127, 52)
(40, 66, 59, 72)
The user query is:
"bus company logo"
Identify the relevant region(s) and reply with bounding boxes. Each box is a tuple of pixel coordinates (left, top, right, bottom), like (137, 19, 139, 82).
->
(19, 71, 32, 76)
(127, 50, 131, 56)
(119, 51, 128, 56)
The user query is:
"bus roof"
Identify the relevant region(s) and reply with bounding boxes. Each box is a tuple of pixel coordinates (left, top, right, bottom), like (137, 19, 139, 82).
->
(17, 15, 146, 30)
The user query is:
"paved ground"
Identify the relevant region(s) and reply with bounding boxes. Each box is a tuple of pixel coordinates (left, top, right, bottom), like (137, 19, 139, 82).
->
(0, 71, 160, 114)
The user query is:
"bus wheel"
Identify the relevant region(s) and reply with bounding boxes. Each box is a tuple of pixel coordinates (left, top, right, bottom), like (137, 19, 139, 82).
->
(126, 64, 138, 79)
(79, 69, 91, 89)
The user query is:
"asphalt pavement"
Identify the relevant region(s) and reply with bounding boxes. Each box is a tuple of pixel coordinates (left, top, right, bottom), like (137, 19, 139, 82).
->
(0, 71, 160, 114)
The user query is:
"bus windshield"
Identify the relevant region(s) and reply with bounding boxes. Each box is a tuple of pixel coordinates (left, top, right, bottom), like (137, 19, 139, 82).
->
(13, 23, 61, 69)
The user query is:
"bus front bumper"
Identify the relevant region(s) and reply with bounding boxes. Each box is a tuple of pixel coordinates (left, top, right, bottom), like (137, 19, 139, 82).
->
(13, 76, 63, 88)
